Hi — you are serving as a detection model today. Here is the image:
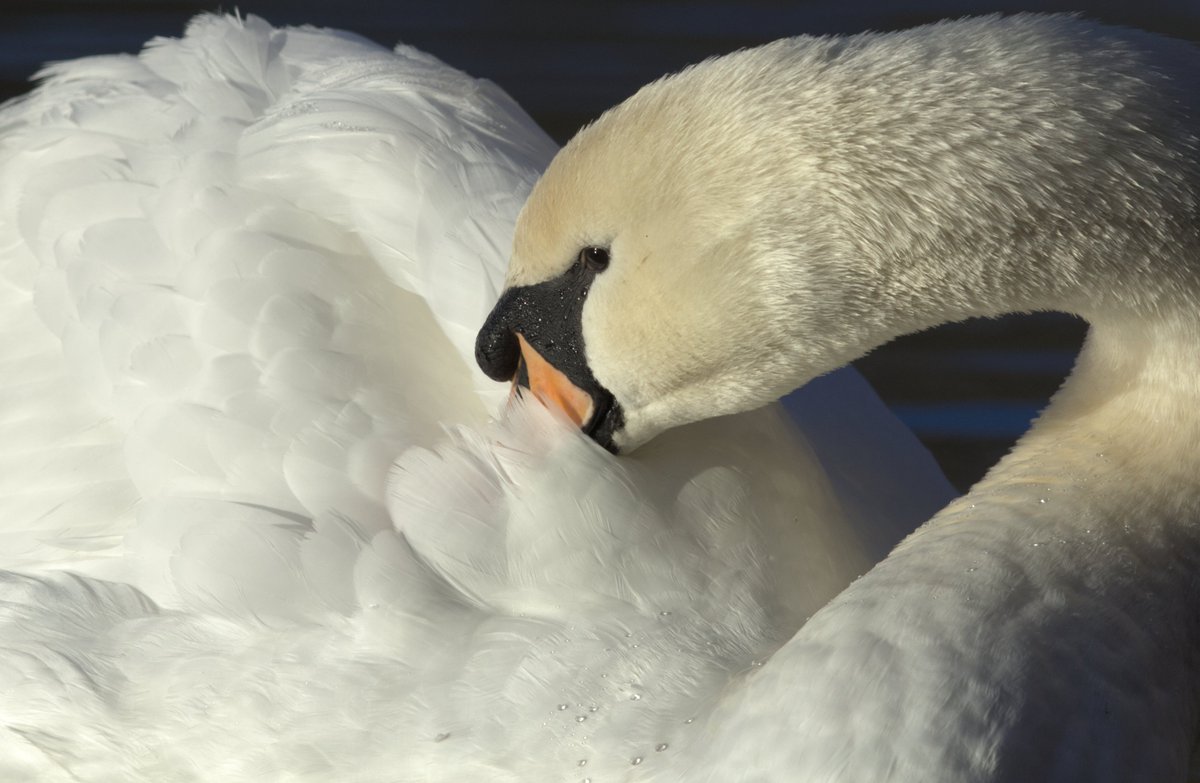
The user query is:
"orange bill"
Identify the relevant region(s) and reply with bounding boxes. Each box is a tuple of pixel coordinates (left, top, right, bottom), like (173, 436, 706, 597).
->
(515, 333, 595, 427)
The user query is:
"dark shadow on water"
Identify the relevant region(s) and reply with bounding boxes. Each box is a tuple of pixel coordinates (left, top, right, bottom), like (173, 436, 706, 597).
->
(854, 313, 1087, 491)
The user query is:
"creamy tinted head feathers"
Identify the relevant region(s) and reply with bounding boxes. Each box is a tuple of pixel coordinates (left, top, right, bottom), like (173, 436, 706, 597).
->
(508, 41, 849, 450)
(497, 14, 1200, 451)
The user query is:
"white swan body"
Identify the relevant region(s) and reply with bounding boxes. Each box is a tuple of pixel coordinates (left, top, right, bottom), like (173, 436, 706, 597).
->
(0, 14, 951, 781)
(497, 14, 1200, 781)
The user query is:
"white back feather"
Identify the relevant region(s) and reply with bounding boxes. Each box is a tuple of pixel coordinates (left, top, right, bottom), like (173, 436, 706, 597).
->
(0, 14, 951, 781)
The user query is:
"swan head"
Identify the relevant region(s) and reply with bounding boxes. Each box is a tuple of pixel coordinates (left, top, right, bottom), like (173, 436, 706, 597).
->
(477, 42, 925, 452)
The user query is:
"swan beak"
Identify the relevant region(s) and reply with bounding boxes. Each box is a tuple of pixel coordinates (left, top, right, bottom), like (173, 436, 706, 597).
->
(515, 334, 595, 427)
(476, 285, 623, 452)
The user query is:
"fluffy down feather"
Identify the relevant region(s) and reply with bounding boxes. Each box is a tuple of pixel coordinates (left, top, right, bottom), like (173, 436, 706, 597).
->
(0, 13, 949, 782)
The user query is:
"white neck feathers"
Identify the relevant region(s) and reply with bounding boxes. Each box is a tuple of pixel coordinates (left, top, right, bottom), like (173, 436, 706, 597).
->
(674, 16, 1200, 780)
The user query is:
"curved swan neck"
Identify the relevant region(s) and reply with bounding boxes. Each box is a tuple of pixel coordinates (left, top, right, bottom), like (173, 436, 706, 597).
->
(986, 312, 1200, 490)
(708, 20, 1200, 767)
(936, 315, 1200, 585)
(652, 16, 1200, 779)
(746, 17, 1200, 400)
(691, 312, 1200, 781)
(859, 310, 1200, 779)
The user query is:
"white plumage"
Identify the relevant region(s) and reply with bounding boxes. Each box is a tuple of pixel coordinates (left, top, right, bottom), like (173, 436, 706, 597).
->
(0, 14, 950, 781)
(502, 14, 1200, 781)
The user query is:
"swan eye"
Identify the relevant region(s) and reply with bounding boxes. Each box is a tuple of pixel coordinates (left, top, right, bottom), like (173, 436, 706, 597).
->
(579, 246, 610, 273)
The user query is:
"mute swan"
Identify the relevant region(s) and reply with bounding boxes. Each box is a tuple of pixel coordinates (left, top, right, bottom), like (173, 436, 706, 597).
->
(0, 13, 951, 781)
(481, 13, 1200, 782)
